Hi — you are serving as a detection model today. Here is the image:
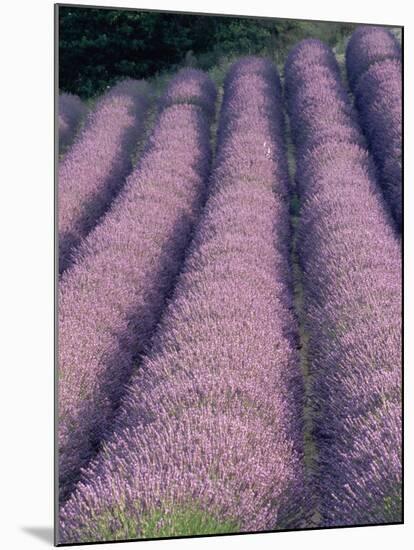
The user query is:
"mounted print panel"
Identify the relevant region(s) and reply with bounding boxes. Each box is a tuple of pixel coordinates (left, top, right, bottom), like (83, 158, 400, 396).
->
(55, 3, 403, 545)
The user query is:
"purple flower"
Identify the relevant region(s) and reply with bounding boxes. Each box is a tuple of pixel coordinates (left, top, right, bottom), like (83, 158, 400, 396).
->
(58, 92, 86, 153)
(59, 58, 307, 544)
(346, 27, 402, 229)
(286, 38, 402, 527)
(58, 79, 151, 273)
(346, 26, 401, 90)
(160, 68, 217, 119)
(58, 71, 216, 505)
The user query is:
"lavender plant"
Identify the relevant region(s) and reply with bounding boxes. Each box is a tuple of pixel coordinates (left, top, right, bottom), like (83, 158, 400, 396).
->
(346, 26, 401, 90)
(59, 57, 306, 544)
(160, 68, 217, 118)
(286, 39, 402, 526)
(58, 79, 150, 273)
(346, 27, 402, 229)
(58, 70, 216, 504)
(58, 93, 86, 153)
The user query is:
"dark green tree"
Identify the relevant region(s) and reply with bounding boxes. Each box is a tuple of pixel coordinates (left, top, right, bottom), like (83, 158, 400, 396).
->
(58, 6, 356, 98)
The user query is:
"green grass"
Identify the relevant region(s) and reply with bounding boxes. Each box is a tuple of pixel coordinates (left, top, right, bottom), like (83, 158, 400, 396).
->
(76, 501, 239, 543)
(382, 491, 402, 523)
(140, 504, 239, 538)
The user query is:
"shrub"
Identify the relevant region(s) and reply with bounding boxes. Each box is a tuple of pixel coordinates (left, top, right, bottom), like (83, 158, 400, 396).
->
(58, 80, 150, 273)
(346, 27, 402, 229)
(59, 58, 306, 544)
(58, 70, 216, 504)
(286, 39, 402, 526)
(58, 93, 86, 153)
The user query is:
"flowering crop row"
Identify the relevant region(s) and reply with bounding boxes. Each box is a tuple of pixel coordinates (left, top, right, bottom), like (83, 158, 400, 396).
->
(58, 93, 86, 153)
(160, 68, 217, 118)
(286, 39, 402, 526)
(346, 27, 402, 229)
(59, 57, 306, 544)
(346, 26, 401, 90)
(58, 70, 216, 504)
(58, 80, 150, 273)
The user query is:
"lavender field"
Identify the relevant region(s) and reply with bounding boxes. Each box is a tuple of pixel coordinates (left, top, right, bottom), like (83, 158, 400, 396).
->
(57, 25, 402, 544)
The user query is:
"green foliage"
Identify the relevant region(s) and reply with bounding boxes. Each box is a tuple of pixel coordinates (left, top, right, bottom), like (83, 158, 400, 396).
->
(77, 501, 239, 542)
(213, 18, 274, 55)
(140, 504, 239, 538)
(59, 7, 216, 98)
(59, 6, 358, 98)
(381, 486, 402, 523)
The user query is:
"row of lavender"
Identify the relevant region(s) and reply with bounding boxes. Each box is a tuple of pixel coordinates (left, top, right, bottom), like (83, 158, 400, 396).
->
(285, 38, 402, 525)
(58, 92, 86, 153)
(58, 80, 150, 273)
(58, 69, 216, 503)
(346, 26, 402, 230)
(59, 58, 307, 543)
(57, 27, 402, 543)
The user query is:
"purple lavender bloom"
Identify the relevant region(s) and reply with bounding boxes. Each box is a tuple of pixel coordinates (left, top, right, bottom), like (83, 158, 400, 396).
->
(58, 71, 216, 504)
(59, 57, 307, 544)
(346, 27, 402, 229)
(160, 68, 217, 118)
(286, 39, 402, 526)
(285, 40, 364, 156)
(58, 79, 150, 273)
(284, 39, 341, 96)
(58, 93, 86, 153)
(346, 26, 401, 91)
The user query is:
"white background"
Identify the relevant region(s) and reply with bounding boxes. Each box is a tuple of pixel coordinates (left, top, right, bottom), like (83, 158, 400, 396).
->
(0, 0, 411, 548)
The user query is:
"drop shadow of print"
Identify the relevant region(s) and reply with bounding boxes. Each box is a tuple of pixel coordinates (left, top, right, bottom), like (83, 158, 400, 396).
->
(21, 526, 54, 544)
